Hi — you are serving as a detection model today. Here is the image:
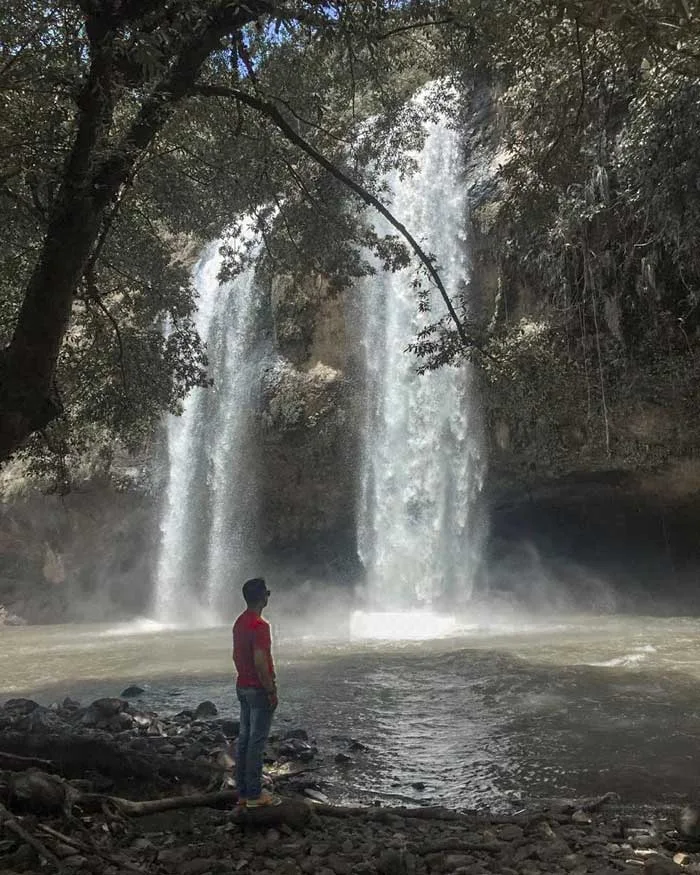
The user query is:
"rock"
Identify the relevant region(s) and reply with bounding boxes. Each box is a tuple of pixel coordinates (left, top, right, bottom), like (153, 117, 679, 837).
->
(680, 806, 700, 839)
(335, 753, 353, 765)
(194, 701, 218, 719)
(283, 728, 309, 741)
(377, 849, 406, 875)
(499, 824, 524, 842)
(183, 743, 205, 759)
(410, 781, 426, 791)
(327, 853, 352, 875)
(278, 738, 316, 761)
(2, 698, 40, 715)
(107, 712, 134, 732)
(9, 770, 72, 814)
(304, 789, 330, 804)
(178, 859, 218, 875)
(81, 698, 126, 726)
(214, 718, 240, 737)
(120, 685, 145, 698)
(643, 856, 682, 875)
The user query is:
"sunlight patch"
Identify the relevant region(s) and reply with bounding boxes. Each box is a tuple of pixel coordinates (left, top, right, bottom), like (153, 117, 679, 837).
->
(350, 610, 457, 641)
(99, 617, 175, 637)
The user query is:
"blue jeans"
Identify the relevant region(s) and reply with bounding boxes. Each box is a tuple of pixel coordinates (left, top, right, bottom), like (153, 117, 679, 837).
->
(236, 687, 275, 800)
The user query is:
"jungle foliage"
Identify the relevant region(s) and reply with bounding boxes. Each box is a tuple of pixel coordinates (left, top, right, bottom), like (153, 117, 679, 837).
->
(2, 0, 700, 481)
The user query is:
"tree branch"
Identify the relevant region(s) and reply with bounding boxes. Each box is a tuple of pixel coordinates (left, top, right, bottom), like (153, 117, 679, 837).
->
(193, 84, 486, 357)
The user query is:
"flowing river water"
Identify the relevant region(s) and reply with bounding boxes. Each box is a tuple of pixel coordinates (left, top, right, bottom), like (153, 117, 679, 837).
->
(2, 612, 700, 812)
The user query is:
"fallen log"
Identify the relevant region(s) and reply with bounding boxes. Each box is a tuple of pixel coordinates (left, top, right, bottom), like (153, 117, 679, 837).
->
(84, 789, 239, 816)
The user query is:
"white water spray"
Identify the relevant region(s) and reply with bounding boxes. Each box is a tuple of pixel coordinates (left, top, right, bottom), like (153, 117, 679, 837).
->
(356, 107, 484, 624)
(154, 239, 262, 626)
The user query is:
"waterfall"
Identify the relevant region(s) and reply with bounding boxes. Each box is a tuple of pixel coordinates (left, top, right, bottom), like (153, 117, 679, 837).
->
(154, 239, 263, 626)
(357, 113, 484, 615)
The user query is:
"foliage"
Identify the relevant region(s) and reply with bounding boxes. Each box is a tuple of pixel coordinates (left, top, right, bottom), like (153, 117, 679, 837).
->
(0, 0, 458, 482)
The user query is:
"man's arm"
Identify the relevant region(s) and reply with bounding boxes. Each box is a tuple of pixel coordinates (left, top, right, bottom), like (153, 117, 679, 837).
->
(254, 648, 277, 706)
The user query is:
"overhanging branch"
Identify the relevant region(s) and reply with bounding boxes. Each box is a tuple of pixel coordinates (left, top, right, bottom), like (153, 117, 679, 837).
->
(193, 83, 487, 358)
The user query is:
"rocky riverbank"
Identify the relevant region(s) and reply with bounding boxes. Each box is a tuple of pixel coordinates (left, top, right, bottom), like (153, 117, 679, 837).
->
(1, 695, 700, 875)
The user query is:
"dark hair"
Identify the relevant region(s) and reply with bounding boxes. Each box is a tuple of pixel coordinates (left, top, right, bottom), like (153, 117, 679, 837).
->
(242, 577, 268, 605)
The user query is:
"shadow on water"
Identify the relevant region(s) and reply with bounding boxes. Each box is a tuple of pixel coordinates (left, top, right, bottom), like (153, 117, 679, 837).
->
(3, 620, 700, 810)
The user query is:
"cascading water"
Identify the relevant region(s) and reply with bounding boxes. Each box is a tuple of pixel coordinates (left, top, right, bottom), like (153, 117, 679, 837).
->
(356, 110, 484, 624)
(154, 239, 263, 626)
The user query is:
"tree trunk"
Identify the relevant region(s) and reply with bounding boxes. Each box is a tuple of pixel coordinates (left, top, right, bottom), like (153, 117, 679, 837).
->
(0, 0, 268, 463)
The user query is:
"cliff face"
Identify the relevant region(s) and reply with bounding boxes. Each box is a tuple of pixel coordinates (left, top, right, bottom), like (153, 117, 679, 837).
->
(254, 273, 363, 579)
(0, 472, 157, 623)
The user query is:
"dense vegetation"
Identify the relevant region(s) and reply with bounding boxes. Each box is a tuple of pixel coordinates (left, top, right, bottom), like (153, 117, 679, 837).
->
(1, 1, 699, 483)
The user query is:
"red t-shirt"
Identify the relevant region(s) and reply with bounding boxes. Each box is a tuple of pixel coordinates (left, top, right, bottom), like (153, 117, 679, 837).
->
(233, 610, 275, 688)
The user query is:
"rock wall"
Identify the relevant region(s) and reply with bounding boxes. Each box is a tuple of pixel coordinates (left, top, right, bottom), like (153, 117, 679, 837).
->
(254, 273, 363, 580)
(0, 475, 157, 624)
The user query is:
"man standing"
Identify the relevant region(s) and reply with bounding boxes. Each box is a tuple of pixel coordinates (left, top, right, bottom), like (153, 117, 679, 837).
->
(232, 577, 281, 808)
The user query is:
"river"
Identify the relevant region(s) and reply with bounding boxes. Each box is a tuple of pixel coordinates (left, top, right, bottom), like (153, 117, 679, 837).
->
(2, 612, 700, 812)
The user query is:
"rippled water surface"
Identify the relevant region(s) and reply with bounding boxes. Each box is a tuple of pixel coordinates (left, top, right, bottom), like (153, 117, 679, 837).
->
(2, 613, 700, 811)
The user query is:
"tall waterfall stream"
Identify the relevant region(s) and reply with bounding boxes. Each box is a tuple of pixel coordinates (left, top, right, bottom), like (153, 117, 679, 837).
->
(356, 113, 483, 621)
(155, 241, 264, 626)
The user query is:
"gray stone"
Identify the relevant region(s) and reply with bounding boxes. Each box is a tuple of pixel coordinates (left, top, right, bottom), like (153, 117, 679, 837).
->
(328, 854, 352, 875)
(120, 685, 145, 698)
(643, 857, 682, 875)
(178, 859, 218, 875)
(499, 824, 524, 842)
(194, 700, 218, 719)
(377, 849, 406, 875)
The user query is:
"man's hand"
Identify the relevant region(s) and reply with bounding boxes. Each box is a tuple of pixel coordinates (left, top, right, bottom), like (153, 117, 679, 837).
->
(267, 688, 278, 708)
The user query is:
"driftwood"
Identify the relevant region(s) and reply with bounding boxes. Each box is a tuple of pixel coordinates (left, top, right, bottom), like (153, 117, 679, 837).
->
(84, 788, 239, 816)
(37, 824, 147, 874)
(0, 750, 57, 772)
(0, 801, 65, 872)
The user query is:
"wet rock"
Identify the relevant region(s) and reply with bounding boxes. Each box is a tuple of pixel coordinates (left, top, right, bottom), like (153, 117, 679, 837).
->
(335, 753, 353, 765)
(410, 781, 426, 791)
(108, 712, 134, 732)
(194, 701, 218, 719)
(80, 698, 126, 727)
(120, 685, 145, 698)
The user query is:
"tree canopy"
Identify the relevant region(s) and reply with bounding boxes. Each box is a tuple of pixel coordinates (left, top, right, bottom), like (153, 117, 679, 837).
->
(2, 0, 700, 481)
(0, 0, 457, 479)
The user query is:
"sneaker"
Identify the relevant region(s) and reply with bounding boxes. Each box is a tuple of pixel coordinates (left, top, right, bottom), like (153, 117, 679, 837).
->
(233, 798, 247, 813)
(246, 790, 282, 808)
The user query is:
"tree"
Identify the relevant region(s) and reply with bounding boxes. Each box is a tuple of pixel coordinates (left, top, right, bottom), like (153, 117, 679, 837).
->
(0, 0, 463, 472)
